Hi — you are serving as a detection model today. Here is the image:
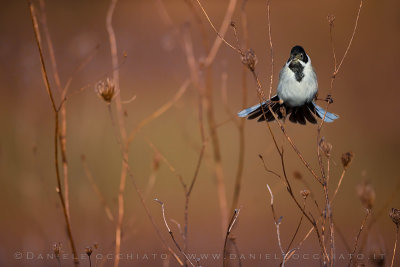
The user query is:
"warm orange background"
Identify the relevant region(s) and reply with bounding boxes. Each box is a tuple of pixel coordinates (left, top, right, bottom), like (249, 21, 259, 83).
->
(1, 0, 400, 266)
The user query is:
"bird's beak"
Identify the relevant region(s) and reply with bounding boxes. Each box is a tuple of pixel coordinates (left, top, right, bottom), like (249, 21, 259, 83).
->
(295, 54, 302, 61)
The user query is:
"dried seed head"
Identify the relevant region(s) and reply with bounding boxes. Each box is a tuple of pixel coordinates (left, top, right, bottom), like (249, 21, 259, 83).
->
(241, 49, 258, 71)
(356, 181, 375, 210)
(319, 137, 332, 157)
(85, 246, 93, 257)
(389, 208, 400, 227)
(53, 242, 62, 258)
(341, 152, 354, 170)
(293, 171, 302, 180)
(95, 78, 116, 104)
(300, 189, 310, 199)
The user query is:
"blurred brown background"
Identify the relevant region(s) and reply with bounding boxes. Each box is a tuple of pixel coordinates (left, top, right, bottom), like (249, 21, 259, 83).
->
(1, 0, 400, 266)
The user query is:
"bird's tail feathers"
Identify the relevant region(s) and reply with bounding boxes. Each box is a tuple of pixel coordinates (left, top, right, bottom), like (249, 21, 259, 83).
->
(237, 96, 339, 124)
(310, 102, 339, 123)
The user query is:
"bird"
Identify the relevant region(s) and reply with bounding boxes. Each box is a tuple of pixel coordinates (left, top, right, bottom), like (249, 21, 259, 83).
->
(237, 45, 338, 124)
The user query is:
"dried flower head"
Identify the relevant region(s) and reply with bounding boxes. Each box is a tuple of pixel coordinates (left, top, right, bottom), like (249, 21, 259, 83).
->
(241, 49, 258, 71)
(300, 189, 310, 199)
(85, 246, 93, 257)
(293, 171, 302, 180)
(319, 137, 332, 157)
(356, 181, 375, 210)
(95, 78, 116, 104)
(389, 208, 400, 227)
(341, 152, 354, 170)
(53, 242, 62, 258)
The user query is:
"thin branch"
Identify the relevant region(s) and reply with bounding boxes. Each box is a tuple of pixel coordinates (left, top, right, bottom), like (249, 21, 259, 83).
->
(39, 0, 72, 221)
(391, 226, 399, 267)
(105, 2, 130, 267)
(223, 209, 241, 267)
(348, 209, 370, 267)
(266, 0, 274, 99)
(193, 0, 241, 62)
(266, 185, 285, 256)
(331, 169, 346, 204)
(125, 162, 184, 266)
(334, 0, 364, 75)
(28, 1, 78, 264)
(154, 199, 196, 267)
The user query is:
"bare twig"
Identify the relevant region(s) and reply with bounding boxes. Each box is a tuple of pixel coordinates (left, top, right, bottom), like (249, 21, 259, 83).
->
(229, 3, 248, 214)
(194, 0, 240, 62)
(223, 209, 241, 267)
(38, 0, 72, 220)
(266, 0, 274, 99)
(104, 2, 131, 267)
(266, 185, 285, 256)
(348, 209, 370, 267)
(28, 1, 78, 264)
(391, 226, 399, 267)
(154, 199, 196, 267)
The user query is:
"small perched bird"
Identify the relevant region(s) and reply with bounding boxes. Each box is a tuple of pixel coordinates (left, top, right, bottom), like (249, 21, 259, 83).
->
(238, 45, 338, 124)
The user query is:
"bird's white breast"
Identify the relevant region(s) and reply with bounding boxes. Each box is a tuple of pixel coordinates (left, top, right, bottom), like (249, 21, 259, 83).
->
(277, 57, 318, 107)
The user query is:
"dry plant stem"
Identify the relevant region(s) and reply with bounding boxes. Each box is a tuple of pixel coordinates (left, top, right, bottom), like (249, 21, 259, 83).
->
(28, 1, 78, 264)
(81, 155, 114, 222)
(192, 0, 242, 235)
(285, 199, 306, 253)
(266, 0, 274, 99)
(319, 0, 364, 130)
(154, 199, 196, 267)
(39, 0, 72, 220)
(348, 209, 370, 267)
(223, 209, 241, 267)
(105, 1, 129, 267)
(266, 185, 285, 256)
(194, 0, 240, 64)
(280, 150, 329, 261)
(146, 138, 206, 255)
(155, 8, 207, 259)
(230, 1, 248, 215)
(391, 226, 399, 267)
(123, 162, 184, 266)
(331, 169, 346, 204)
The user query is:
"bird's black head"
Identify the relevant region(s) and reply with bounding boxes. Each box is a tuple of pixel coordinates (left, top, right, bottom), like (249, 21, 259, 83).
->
(288, 45, 308, 63)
